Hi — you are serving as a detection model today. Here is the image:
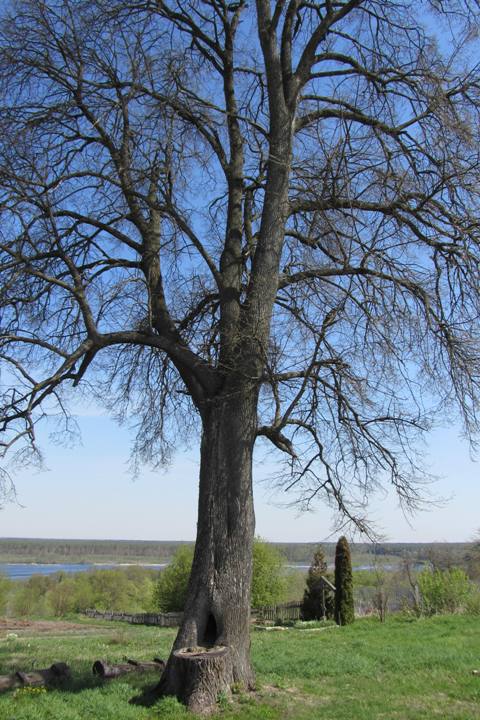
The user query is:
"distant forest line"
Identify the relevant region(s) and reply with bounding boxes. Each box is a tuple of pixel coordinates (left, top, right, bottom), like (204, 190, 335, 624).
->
(0, 538, 472, 566)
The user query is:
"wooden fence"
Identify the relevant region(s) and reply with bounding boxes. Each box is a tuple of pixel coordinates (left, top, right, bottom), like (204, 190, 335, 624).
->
(84, 608, 183, 627)
(254, 601, 303, 623)
(85, 601, 304, 628)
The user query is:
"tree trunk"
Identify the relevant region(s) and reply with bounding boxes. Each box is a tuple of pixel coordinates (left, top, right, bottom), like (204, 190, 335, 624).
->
(155, 385, 258, 711)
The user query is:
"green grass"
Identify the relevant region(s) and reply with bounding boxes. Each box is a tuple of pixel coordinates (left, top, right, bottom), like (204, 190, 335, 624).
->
(0, 615, 479, 719)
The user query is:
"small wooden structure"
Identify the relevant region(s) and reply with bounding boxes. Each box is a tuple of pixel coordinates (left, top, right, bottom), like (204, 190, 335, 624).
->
(256, 578, 336, 624)
(317, 575, 336, 619)
(319, 576, 336, 593)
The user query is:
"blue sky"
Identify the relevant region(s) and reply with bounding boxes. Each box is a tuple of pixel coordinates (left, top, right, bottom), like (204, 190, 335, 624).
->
(1, 408, 478, 543)
(1, 5, 478, 548)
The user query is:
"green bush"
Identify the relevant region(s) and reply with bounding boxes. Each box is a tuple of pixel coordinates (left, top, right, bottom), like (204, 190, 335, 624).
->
(46, 576, 77, 616)
(334, 536, 354, 625)
(417, 566, 474, 615)
(153, 545, 195, 612)
(71, 573, 96, 612)
(11, 575, 50, 617)
(464, 540, 480, 580)
(251, 538, 288, 609)
(0, 574, 11, 614)
(465, 586, 480, 615)
(6, 566, 158, 619)
(153, 538, 288, 612)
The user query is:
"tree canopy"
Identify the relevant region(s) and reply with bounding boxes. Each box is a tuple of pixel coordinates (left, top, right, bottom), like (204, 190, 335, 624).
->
(1, 1, 480, 532)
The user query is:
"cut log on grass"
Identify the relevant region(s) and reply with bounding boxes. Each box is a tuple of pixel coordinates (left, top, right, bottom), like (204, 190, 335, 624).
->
(92, 658, 165, 679)
(0, 663, 71, 693)
(0, 675, 19, 692)
(169, 646, 232, 714)
(16, 662, 71, 688)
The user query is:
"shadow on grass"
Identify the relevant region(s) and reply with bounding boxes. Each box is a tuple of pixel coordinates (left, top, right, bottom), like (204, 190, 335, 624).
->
(15, 669, 164, 698)
(73, 672, 165, 709)
(129, 680, 162, 707)
(56, 670, 104, 693)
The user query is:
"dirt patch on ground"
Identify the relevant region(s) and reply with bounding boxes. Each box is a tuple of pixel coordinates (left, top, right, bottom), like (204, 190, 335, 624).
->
(0, 618, 103, 636)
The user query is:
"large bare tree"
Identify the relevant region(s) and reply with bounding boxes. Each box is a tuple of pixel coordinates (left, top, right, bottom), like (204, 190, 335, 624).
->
(1, 0, 480, 709)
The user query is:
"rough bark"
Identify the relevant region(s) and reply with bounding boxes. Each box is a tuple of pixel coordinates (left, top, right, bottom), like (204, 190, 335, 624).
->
(154, 385, 258, 709)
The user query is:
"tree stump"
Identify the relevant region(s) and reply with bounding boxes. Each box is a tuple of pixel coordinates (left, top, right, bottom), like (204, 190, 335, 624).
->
(170, 646, 232, 714)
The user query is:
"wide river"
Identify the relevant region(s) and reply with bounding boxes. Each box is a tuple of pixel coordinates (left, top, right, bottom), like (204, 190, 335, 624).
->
(0, 562, 168, 580)
(0, 562, 392, 580)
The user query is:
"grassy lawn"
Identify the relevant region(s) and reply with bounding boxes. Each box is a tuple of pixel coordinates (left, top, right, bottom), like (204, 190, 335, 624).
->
(0, 615, 479, 719)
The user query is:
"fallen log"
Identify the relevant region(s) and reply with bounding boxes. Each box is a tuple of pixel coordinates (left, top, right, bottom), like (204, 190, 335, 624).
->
(0, 662, 71, 693)
(0, 675, 19, 692)
(92, 658, 165, 679)
(17, 662, 71, 688)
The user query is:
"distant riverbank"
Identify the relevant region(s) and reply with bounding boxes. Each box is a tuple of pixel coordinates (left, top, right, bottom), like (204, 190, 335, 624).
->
(1, 561, 410, 581)
(0, 562, 168, 581)
(0, 538, 469, 575)
(4, 562, 306, 581)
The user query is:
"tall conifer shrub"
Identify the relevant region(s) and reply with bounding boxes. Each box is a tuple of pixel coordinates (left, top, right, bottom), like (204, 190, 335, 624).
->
(334, 536, 355, 625)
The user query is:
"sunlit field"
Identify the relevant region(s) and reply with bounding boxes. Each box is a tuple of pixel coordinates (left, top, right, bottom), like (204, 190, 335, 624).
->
(0, 615, 479, 719)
